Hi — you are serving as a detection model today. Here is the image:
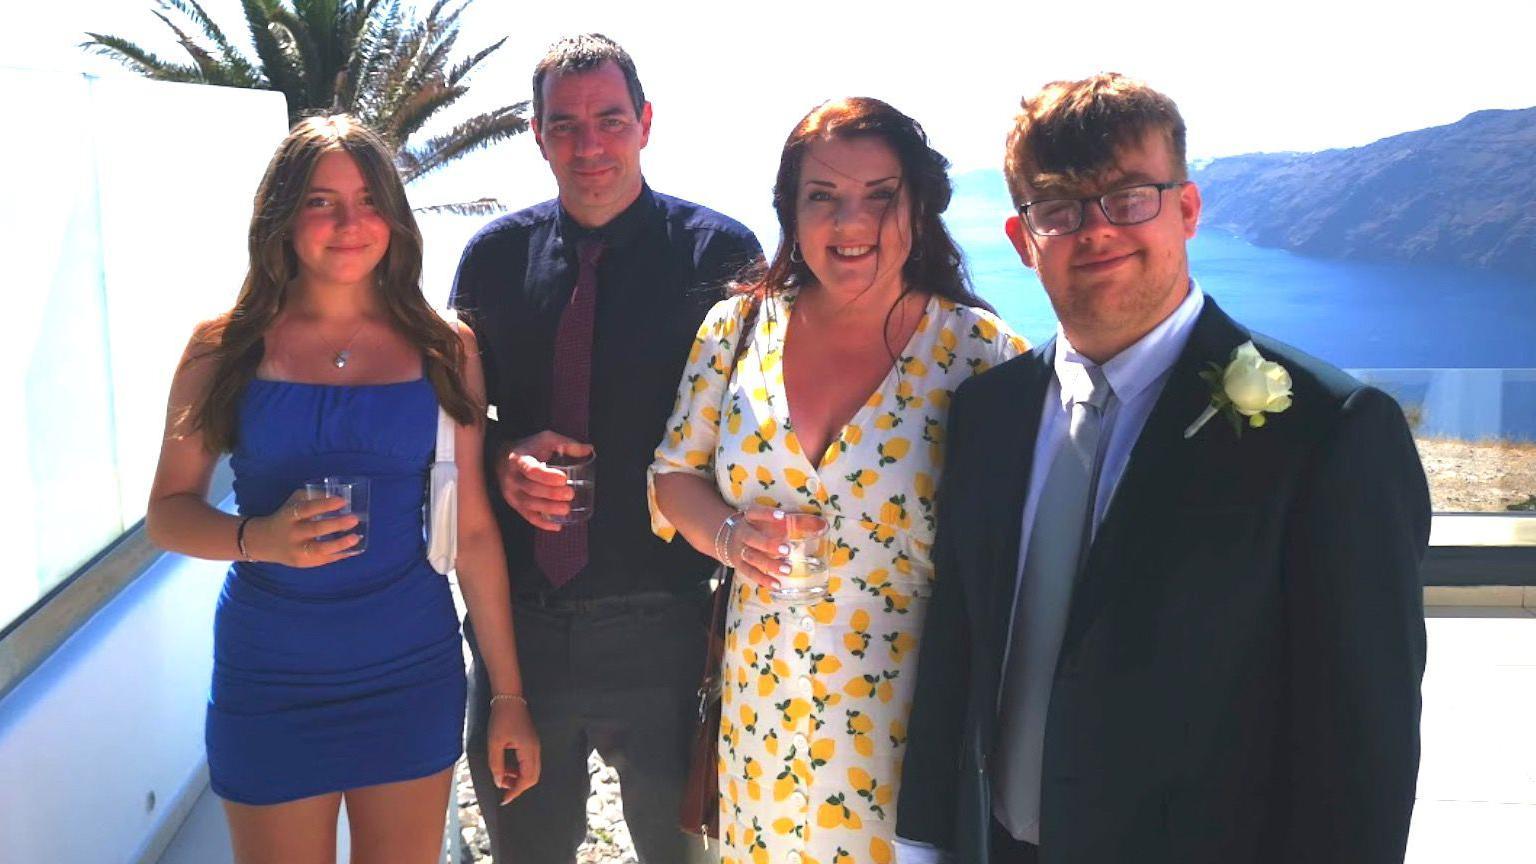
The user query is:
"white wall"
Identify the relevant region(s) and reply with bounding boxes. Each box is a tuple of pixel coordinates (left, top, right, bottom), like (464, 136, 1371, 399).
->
(0, 549, 227, 862)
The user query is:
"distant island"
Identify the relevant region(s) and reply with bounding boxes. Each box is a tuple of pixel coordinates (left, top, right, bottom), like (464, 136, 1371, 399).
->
(1191, 106, 1536, 279)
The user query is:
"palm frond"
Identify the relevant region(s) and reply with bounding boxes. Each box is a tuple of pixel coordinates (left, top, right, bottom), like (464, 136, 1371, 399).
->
(400, 102, 529, 184)
(337, 0, 396, 109)
(389, 79, 467, 145)
(364, 19, 431, 137)
(159, 0, 228, 44)
(80, 33, 204, 81)
(412, 27, 459, 89)
(446, 35, 505, 87)
(413, 197, 507, 216)
(150, 10, 224, 77)
(85, 0, 529, 185)
(267, 6, 327, 105)
(158, 0, 256, 79)
(241, 0, 305, 120)
(293, 0, 356, 106)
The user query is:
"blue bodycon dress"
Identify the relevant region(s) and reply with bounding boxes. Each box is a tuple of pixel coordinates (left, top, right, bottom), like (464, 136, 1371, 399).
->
(206, 378, 465, 805)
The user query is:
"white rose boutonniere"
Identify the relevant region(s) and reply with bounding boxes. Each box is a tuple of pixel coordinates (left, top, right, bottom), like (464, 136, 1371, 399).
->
(1183, 341, 1293, 439)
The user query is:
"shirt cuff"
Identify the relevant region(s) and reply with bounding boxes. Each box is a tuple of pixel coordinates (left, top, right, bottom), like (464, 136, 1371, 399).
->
(645, 465, 681, 541)
(894, 836, 951, 864)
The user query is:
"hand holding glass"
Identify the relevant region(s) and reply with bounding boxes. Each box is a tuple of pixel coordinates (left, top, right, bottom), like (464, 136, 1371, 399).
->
(770, 514, 830, 603)
(545, 452, 594, 524)
(304, 476, 369, 553)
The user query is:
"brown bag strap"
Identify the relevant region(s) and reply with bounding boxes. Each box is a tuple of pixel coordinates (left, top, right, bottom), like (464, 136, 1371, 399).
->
(694, 293, 759, 718)
(695, 566, 732, 720)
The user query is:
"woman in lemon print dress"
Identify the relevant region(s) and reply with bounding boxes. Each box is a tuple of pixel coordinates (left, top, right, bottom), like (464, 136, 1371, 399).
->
(650, 98, 1027, 864)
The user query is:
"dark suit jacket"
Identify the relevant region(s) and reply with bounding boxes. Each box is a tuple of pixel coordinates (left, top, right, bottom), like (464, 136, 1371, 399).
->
(897, 298, 1430, 863)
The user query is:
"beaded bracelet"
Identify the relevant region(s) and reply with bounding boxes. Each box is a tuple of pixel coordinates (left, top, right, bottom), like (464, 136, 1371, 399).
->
(235, 517, 255, 561)
(490, 693, 527, 707)
(714, 510, 744, 567)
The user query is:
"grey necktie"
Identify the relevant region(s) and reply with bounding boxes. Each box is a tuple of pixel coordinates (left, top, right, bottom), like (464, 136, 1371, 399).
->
(994, 363, 1114, 844)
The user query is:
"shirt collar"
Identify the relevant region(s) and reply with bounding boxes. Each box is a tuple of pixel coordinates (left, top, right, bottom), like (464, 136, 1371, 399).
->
(1053, 278, 1206, 410)
(557, 181, 657, 252)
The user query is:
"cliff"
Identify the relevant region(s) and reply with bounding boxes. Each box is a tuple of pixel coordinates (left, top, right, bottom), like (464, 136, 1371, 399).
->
(1191, 107, 1536, 278)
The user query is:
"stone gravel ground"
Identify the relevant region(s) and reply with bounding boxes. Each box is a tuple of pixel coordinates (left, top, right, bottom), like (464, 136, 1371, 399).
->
(1415, 437, 1536, 512)
(453, 753, 637, 864)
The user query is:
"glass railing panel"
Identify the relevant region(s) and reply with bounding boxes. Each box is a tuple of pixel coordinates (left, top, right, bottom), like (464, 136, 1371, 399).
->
(0, 68, 287, 637)
(1352, 369, 1536, 521)
(92, 77, 286, 524)
(1, 69, 122, 628)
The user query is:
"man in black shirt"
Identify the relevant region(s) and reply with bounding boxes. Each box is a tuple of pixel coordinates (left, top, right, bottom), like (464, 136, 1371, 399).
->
(450, 33, 761, 864)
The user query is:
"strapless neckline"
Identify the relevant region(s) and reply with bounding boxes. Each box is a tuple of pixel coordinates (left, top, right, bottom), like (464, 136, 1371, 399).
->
(250, 376, 428, 390)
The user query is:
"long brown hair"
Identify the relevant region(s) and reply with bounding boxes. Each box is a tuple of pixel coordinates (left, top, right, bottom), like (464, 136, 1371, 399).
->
(742, 97, 991, 317)
(189, 115, 477, 452)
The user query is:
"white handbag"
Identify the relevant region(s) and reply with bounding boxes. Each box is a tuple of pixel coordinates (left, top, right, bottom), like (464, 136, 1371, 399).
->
(426, 405, 458, 575)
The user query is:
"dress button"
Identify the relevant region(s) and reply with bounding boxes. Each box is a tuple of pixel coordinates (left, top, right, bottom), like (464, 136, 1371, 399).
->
(793, 733, 809, 749)
(787, 852, 802, 864)
(798, 616, 815, 631)
(792, 791, 809, 809)
(797, 676, 814, 695)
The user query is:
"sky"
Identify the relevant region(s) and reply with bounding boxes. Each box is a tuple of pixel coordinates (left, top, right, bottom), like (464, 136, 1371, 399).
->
(8, 0, 1535, 287)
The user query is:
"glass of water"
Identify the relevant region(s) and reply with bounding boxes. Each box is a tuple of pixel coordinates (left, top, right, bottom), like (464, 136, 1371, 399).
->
(304, 476, 370, 553)
(770, 513, 830, 603)
(546, 451, 595, 524)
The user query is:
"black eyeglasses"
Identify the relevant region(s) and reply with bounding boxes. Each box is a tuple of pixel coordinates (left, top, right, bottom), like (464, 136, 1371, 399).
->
(1018, 181, 1187, 236)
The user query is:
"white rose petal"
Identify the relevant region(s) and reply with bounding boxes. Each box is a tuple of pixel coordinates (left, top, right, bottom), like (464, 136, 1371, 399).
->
(1259, 361, 1293, 410)
(1223, 343, 1293, 417)
(1231, 341, 1263, 364)
(1224, 367, 1272, 415)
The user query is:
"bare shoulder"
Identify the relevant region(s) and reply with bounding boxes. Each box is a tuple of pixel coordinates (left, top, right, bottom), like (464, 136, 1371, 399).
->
(447, 313, 478, 355)
(177, 316, 230, 379)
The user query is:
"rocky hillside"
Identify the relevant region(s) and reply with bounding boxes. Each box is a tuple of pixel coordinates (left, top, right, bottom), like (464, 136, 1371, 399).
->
(1192, 107, 1536, 278)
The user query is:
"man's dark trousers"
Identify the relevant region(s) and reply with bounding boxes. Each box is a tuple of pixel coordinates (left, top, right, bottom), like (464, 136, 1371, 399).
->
(465, 590, 709, 864)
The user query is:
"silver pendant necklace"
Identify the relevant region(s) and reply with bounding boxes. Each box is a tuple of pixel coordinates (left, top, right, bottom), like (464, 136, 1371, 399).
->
(317, 323, 366, 369)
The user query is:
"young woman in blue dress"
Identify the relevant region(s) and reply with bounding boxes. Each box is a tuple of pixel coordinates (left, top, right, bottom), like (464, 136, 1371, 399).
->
(147, 116, 539, 863)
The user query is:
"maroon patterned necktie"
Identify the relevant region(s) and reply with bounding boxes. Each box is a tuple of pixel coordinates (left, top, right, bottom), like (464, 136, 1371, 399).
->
(535, 237, 604, 589)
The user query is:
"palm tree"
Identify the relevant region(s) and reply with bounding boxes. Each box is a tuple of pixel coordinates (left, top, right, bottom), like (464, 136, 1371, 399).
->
(83, 0, 526, 214)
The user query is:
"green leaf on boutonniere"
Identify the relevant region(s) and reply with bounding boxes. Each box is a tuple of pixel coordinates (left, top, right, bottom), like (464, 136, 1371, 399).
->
(1226, 408, 1245, 437)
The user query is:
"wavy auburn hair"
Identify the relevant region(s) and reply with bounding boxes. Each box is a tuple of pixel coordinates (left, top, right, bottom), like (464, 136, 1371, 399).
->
(743, 97, 990, 315)
(188, 115, 476, 452)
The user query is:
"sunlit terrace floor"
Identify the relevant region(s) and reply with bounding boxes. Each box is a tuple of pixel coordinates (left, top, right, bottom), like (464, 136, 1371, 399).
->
(159, 600, 1536, 864)
(1407, 600, 1536, 863)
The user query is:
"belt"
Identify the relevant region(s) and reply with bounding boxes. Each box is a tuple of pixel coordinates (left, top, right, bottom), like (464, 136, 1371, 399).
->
(512, 589, 703, 614)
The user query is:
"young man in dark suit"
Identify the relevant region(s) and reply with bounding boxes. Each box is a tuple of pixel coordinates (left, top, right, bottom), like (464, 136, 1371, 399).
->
(895, 74, 1430, 864)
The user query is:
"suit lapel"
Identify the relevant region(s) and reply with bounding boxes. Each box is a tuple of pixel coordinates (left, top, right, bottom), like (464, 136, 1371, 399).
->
(980, 340, 1055, 641)
(1059, 298, 1252, 656)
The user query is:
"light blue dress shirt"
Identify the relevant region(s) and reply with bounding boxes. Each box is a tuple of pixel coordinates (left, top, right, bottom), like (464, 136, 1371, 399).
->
(896, 281, 1206, 864)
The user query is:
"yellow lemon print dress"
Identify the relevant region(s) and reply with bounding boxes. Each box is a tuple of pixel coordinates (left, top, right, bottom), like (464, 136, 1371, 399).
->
(650, 290, 1026, 864)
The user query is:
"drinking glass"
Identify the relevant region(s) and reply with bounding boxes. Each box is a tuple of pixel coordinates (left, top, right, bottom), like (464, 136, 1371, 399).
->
(304, 476, 370, 553)
(547, 452, 595, 524)
(770, 513, 831, 603)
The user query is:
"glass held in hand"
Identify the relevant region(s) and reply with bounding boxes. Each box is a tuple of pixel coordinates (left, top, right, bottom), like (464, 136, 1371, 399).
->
(770, 513, 831, 603)
(303, 476, 370, 553)
(546, 451, 595, 525)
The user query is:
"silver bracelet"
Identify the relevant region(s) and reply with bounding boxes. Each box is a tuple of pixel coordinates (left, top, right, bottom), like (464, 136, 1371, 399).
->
(714, 510, 744, 567)
(490, 693, 527, 708)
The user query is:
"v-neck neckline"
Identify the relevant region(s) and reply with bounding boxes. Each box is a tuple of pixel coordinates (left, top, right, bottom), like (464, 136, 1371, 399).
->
(765, 290, 936, 475)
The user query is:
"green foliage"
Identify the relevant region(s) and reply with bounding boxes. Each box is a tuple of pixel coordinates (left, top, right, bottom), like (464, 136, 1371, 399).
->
(82, 0, 527, 207)
(1507, 495, 1536, 512)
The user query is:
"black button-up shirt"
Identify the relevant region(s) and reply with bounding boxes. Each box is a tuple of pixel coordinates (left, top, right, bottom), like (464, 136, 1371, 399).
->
(450, 185, 762, 600)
